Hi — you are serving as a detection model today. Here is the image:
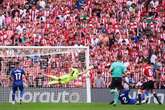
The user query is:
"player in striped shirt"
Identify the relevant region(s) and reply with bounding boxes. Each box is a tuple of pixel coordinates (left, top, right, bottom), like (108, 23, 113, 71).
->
(137, 59, 162, 104)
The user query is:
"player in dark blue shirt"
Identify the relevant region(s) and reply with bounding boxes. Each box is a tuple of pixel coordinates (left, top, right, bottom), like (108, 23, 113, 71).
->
(119, 89, 146, 104)
(119, 89, 137, 104)
(10, 62, 25, 104)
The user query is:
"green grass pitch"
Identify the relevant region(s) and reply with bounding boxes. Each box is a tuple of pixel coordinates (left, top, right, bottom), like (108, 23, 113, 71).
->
(0, 103, 165, 110)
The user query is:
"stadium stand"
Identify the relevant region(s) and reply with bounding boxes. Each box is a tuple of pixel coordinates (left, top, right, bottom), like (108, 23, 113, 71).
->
(0, 0, 164, 88)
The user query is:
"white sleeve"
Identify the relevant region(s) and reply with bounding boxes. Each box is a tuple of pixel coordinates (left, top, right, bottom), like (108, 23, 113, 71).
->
(125, 77, 129, 83)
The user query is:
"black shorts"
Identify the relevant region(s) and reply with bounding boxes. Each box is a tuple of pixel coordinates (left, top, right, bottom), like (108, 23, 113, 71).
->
(141, 80, 155, 90)
(110, 77, 123, 90)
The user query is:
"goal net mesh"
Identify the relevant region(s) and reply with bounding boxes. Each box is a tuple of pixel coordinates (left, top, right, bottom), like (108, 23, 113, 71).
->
(0, 46, 91, 103)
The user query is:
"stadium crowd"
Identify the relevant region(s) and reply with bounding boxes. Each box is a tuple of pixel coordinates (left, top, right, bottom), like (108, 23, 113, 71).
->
(0, 0, 164, 88)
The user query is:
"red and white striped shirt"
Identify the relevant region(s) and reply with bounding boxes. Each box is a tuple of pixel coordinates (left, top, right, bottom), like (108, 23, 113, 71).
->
(29, 9, 38, 21)
(143, 64, 154, 81)
(130, 22, 137, 29)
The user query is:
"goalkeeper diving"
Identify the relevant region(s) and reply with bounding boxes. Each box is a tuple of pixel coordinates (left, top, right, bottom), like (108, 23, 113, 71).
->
(44, 66, 93, 85)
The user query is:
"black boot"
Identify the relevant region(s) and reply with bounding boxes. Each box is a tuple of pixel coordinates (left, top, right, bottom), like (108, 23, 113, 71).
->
(138, 94, 142, 104)
(109, 101, 114, 105)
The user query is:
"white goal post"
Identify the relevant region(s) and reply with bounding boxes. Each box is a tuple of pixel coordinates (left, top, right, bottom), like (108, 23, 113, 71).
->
(0, 46, 91, 103)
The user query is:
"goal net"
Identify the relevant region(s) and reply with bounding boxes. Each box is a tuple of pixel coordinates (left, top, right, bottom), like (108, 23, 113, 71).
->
(0, 46, 91, 103)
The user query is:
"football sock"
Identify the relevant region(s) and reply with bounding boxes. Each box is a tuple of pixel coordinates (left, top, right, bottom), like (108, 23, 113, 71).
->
(20, 91, 24, 99)
(138, 94, 142, 104)
(110, 89, 115, 104)
(113, 89, 119, 104)
(153, 93, 162, 104)
(110, 89, 116, 94)
(12, 93, 15, 102)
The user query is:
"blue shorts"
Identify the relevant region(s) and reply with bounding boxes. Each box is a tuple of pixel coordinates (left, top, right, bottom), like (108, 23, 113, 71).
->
(12, 84, 24, 94)
(128, 99, 137, 104)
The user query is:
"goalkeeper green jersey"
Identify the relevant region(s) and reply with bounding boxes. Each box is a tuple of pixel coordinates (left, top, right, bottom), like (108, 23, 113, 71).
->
(59, 68, 80, 84)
